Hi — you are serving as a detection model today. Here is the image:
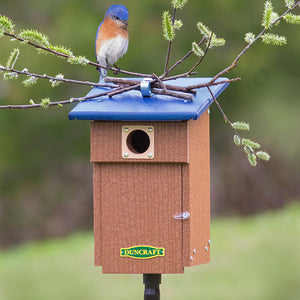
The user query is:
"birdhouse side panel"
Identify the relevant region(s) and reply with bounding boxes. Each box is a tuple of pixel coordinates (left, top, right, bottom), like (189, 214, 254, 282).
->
(183, 110, 210, 267)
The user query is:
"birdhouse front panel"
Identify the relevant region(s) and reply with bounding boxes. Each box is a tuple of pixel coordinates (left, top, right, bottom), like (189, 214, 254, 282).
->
(94, 162, 183, 274)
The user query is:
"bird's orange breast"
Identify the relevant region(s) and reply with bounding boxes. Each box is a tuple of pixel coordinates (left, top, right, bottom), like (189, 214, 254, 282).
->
(96, 17, 128, 54)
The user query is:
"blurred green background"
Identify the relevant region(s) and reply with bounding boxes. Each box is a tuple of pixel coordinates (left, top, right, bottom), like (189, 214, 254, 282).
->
(0, 0, 299, 298)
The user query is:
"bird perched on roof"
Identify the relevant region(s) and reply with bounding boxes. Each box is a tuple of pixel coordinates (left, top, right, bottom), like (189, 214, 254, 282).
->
(95, 5, 129, 82)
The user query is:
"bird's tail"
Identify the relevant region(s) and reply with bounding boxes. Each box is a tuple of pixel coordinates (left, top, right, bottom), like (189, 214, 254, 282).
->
(99, 67, 107, 82)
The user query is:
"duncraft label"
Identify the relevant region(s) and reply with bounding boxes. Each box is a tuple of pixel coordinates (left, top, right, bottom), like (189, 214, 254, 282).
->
(120, 245, 165, 259)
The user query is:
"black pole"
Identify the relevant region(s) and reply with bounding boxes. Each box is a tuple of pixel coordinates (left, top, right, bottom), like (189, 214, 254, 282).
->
(143, 274, 161, 300)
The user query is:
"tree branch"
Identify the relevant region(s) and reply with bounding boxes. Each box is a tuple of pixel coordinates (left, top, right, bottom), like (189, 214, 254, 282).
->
(0, 89, 118, 109)
(0, 65, 117, 88)
(105, 76, 239, 93)
(205, 0, 300, 85)
(3, 32, 153, 78)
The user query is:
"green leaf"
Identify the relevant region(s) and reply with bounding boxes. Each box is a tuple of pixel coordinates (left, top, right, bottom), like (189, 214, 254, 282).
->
(262, 1, 274, 29)
(0, 15, 14, 33)
(67, 56, 89, 65)
(3, 72, 18, 80)
(209, 33, 226, 48)
(197, 22, 225, 48)
(243, 146, 252, 156)
(50, 74, 64, 87)
(174, 19, 183, 30)
(284, 13, 300, 24)
(23, 76, 38, 87)
(284, 0, 295, 9)
(233, 135, 241, 146)
(196, 22, 212, 38)
(270, 12, 280, 25)
(245, 32, 256, 44)
(261, 33, 287, 46)
(242, 138, 261, 149)
(162, 11, 175, 41)
(6, 48, 19, 69)
(19, 29, 50, 47)
(248, 153, 258, 167)
(232, 121, 250, 131)
(40, 98, 51, 109)
(192, 41, 204, 57)
(256, 151, 271, 161)
(49, 45, 73, 56)
(172, 0, 188, 9)
(29, 99, 35, 105)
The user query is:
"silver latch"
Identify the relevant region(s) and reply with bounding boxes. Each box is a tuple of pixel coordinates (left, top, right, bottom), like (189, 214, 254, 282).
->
(140, 78, 152, 97)
(174, 211, 190, 220)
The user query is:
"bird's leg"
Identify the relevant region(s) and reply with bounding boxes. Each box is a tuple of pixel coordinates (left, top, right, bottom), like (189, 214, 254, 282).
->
(113, 64, 121, 75)
(105, 59, 112, 71)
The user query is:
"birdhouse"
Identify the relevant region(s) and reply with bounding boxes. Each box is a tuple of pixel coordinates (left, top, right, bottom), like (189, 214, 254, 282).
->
(69, 77, 229, 274)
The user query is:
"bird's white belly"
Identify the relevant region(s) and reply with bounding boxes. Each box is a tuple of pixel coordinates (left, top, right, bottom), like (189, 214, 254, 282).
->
(97, 35, 128, 66)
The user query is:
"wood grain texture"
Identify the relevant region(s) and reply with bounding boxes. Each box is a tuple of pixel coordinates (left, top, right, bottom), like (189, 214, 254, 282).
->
(91, 121, 188, 163)
(97, 163, 183, 274)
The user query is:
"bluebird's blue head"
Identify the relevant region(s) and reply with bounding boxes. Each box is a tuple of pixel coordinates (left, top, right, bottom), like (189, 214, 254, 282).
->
(105, 5, 129, 25)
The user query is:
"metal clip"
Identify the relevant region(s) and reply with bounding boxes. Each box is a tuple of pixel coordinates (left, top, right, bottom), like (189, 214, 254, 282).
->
(174, 211, 190, 220)
(140, 79, 152, 97)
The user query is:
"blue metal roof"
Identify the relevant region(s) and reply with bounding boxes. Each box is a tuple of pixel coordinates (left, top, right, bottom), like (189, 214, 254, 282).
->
(68, 77, 229, 121)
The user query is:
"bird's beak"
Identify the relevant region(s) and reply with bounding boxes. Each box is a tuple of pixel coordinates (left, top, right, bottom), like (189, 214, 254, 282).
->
(123, 20, 129, 27)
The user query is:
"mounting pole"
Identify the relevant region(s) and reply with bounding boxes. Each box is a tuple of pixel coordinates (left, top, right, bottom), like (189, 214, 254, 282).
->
(143, 274, 161, 300)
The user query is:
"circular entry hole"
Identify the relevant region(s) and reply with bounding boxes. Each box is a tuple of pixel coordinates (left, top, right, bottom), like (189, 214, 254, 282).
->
(127, 130, 150, 154)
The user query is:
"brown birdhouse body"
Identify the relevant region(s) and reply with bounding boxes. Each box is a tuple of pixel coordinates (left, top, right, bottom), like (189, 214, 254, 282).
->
(69, 77, 229, 274)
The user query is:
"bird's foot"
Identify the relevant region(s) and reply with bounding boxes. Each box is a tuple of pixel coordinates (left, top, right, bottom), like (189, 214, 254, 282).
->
(113, 64, 121, 75)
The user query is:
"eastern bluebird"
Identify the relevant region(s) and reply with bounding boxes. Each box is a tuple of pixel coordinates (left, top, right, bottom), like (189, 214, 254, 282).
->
(95, 5, 129, 81)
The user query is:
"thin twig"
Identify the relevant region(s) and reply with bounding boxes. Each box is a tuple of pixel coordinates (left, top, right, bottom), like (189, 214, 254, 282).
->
(0, 65, 117, 88)
(163, 8, 177, 74)
(160, 35, 211, 81)
(187, 34, 212, 75)
(163, 37, 207, 77)
(152, 88, 193, 101)
(107, 83, 141, 97)
(0, 89, 118, 109)
(162, 71, 198, 81)
(152, 73, 167, 91)
(185, 78, 241, 90)
(207, 86, 255, 154)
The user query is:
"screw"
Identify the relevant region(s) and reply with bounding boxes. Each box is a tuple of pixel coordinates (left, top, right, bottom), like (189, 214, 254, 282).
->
(208, 109, 210, 114)
(124, 128, 129, 132)
(208, 240, 211, 245)
(190, 256, 193, 261)
(205, 247, 209, 252)
(193, 249, 196, 254)
(123, 153, 129, 158)
(147, 153, 153, 158)
(148, 127, 153, 133)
